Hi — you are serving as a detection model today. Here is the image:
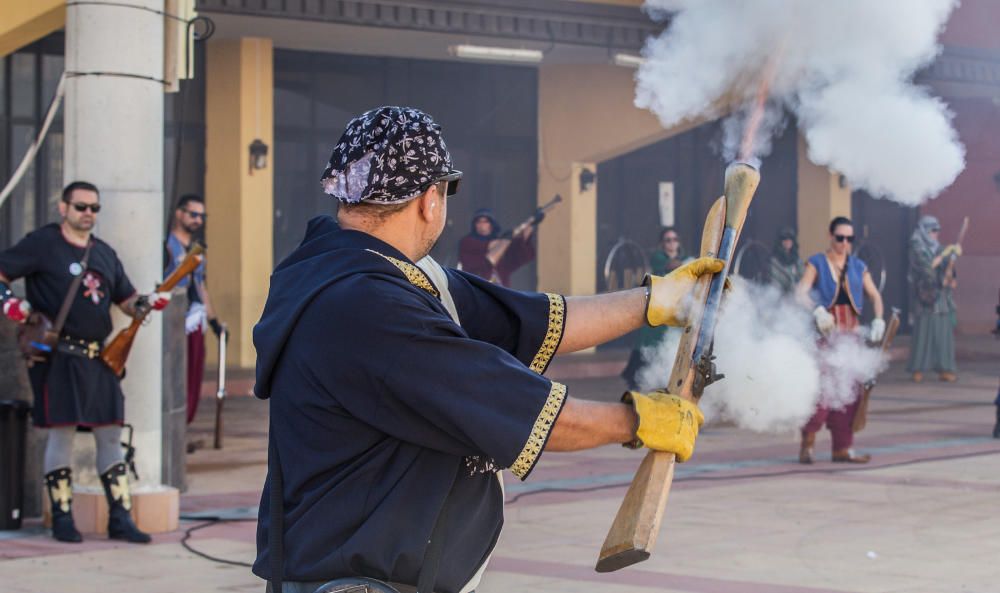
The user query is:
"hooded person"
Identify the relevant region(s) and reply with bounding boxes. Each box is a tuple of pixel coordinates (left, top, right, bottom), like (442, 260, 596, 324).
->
(458, 208, 536, 287)
(250, 106, 726, 593)
(769, 227, 804, 294)
(906, 215, 960, 382)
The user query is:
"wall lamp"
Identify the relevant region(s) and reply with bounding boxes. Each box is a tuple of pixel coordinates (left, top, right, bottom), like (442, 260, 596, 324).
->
(249, 138, 269, 174)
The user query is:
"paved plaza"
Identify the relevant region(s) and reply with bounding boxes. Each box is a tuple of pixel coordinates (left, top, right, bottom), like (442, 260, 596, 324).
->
(1, 336, 998, 593)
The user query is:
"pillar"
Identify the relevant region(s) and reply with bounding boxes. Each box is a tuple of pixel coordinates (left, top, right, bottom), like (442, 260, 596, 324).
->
(796, 134, 852, 257)
(64, 0, 166, 487)
(204, 38, 274, 368)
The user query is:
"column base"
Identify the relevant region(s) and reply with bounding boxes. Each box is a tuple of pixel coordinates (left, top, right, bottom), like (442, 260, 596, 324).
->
(43, 486, 180, 534)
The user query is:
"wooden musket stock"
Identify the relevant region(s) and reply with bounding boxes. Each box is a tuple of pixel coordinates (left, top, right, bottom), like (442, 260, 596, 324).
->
(852, 308, 901, 433)
(101, 244, 204, 376)
(595, 163, 760, 573)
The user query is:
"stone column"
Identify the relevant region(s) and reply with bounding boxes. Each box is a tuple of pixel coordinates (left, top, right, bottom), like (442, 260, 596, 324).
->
(63, 0, 166, 489)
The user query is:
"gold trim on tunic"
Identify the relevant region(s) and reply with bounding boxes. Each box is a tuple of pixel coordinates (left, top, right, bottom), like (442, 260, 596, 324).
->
(365, 249, 440, 298)
(528, 293, 565, 375)
(510, 381, 567, 480)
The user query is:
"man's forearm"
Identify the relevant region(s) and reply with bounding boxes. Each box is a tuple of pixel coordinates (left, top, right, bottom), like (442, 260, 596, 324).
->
(557, 288, 646, 354)
(546, 397, 636, 451)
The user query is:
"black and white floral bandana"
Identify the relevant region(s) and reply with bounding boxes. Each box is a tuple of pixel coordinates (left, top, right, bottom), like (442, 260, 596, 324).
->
(320, 106, 455, 204)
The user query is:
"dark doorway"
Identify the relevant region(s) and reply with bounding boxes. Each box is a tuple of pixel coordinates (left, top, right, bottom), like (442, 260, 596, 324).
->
(272, 50, 539, 289)
(851, 190, 919, 332)
(596, 119, 799, 289)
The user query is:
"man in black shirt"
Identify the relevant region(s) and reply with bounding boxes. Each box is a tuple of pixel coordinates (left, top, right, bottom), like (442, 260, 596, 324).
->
(0, 181, 171, 544)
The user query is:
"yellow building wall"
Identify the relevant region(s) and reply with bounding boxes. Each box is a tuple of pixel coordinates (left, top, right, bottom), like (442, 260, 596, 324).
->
(796, 135, 852, 258)
(537, 63, 707, 295)
(0, 0, 64, 57)
(204, 38, 274, 368)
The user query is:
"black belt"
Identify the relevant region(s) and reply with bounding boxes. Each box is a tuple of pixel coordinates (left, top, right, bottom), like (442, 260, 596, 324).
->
(57, 335, 102, 360)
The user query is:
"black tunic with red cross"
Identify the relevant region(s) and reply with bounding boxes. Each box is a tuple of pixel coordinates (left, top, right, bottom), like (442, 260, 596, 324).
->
(0, 223, 137, 427)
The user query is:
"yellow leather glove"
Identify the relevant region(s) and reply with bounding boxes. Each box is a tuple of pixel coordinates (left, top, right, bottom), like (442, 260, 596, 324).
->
(644, 257, 725, 327)
(941, 244, 962, 258)
(623, 391, 705, 462)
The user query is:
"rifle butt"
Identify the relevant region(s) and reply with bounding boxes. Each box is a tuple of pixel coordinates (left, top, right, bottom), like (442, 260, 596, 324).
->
(852, 389, 871, 433)
(596, 450, 676, 572)
(100, 321, 140, 377)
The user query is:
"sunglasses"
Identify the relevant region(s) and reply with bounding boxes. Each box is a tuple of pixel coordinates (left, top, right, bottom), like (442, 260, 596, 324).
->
(433, 170, 463, 197)
(834, 234, 855, 243)
(183, 209, 207, 220)
(71, 202, 101, 213)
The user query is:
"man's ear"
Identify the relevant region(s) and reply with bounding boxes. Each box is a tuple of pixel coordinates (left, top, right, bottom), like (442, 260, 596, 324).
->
(57, 201, 67, 218)
(417, 190, 436, 222)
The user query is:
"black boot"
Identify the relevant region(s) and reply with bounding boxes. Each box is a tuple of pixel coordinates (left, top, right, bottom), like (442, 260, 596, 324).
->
(100, 462, 151, 544)
(993, 405, 1000, 439)
(44, 467, 83, 543)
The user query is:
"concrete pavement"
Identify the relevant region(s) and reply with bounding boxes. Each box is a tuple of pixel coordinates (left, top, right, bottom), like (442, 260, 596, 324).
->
(1, 336, 998, 593)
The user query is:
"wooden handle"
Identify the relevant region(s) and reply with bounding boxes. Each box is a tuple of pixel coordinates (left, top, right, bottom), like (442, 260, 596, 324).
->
(597, 163, 760, 572)
(852, 310, 901, 433)
(160, 243, 204, 292)
(596, 197, 726, 572)
(100, 244, 205, 376)
(595, 450, 675, 572)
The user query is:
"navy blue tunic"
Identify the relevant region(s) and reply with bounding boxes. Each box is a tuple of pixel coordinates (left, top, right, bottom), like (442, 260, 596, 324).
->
(252, 216, 567, 592)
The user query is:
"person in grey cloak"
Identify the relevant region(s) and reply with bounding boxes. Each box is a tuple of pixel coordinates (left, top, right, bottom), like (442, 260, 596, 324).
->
(907, 215, 961, 383)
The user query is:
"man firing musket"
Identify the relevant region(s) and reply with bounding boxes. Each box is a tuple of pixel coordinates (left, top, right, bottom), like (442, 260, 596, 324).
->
(0, 181, 172, 544)
(251, 106, 722, 593)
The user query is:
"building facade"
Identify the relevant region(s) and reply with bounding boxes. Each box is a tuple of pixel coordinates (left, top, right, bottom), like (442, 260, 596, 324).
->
(2, 0, 1000, 373)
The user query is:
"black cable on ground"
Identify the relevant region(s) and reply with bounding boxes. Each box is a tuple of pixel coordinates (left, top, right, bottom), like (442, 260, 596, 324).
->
(177, 448, 1000, 566)
(179, 517, 255, 568)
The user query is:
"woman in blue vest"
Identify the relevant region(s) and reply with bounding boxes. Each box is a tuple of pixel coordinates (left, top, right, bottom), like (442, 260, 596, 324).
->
(795, 216, 885, 464)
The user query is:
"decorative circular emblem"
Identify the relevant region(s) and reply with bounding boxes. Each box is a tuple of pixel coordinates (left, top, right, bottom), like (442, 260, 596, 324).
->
(69, 262, 83, 277)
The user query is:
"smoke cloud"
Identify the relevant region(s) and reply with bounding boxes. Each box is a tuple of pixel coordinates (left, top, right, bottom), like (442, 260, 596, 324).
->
(636, 0, 965, 205)
(635, 281, 886, 433)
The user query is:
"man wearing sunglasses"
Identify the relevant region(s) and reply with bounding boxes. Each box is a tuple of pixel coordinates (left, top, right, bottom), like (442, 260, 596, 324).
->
(796, 216, 885, 465)
(0, 181, 172, 544)
(252, 106, 722, 593)
(165, 194, 223, 428)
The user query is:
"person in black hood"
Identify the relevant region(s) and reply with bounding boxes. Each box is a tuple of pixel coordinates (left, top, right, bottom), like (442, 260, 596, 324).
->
(251, 106, 724, 593)
(458, 208, 536, 287)
(769, 226, 804, 294)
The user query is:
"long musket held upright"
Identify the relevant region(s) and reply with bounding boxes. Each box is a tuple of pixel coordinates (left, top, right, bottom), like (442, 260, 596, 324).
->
(214, 323, 228, 450)
(595, 162, 760, 573)
(510, 194, 563, 236)
(101, 244, 205, 376)
(942, 216, 968, 287)
(852, 308, 901, 433)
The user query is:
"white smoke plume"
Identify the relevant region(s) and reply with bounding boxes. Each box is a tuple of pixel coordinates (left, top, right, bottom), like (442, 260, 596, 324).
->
(636, 0, 965, 205)
(634, 281, 886, 433)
